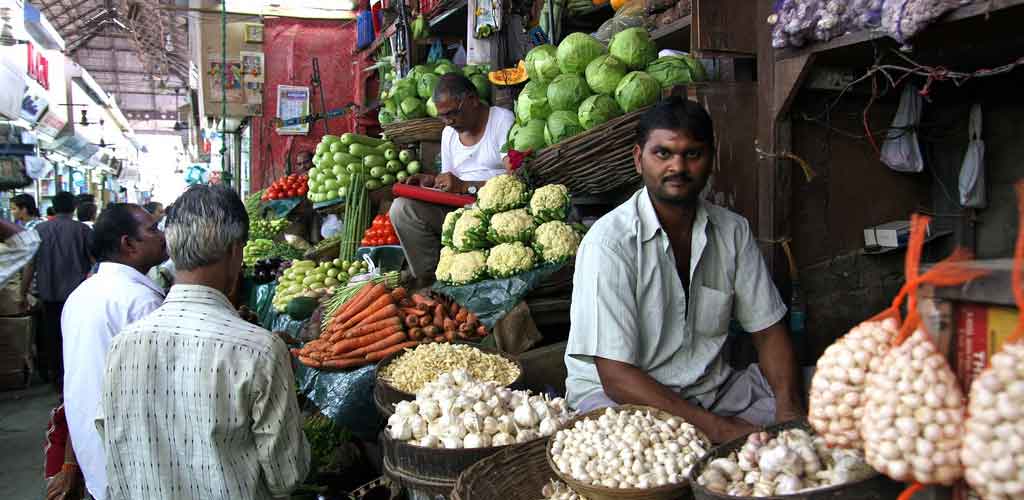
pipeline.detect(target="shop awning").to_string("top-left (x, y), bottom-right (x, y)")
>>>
top-left (43, 131), bottom-right (99, 163)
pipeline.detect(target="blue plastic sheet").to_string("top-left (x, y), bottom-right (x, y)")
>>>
top-left (250, 281), bottom-right (307, 337)
top-left (431, 262), bottom-right (565, 327)
top-left (295, 363), bottom-right (381, 440)
top-left (263, 197), bottom-right (305, 218)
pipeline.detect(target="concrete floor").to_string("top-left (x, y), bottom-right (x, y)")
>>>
top-left (0, 381), bottom-right (58, 500)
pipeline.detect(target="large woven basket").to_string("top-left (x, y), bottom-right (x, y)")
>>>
top-left (451, 436), bottom-right (555, 500)
top-left (547, 404), bottom-right (711, 500)
top-left (381, 117), bottom-right (445, 144)
top-left (689, 421), bottom-right (894, 500)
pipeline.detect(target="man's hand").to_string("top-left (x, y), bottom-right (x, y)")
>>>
top-left (707, 415), bottom-right (759, 445)
top-left (46, 469), bottom-right (83, 500)
top-left (403, 173), bottom-right (436, 187)
top-left (433, 172), bottom-right (465, 193)
top-left (774, 397), bottom-right (805, 423)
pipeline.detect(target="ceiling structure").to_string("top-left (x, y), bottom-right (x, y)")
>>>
top-left (31, 0), bottom-right (191, 134)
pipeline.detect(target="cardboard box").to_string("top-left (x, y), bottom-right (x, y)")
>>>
top-left (864, 220), bottom-right (912, 248)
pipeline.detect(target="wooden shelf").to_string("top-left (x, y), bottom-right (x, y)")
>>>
top-left (861, 230), bottom-right (952, 256)
top-left (650, 15), bottom-right (692, 42)
top-left (776, 0), bottom-right (1024, 61)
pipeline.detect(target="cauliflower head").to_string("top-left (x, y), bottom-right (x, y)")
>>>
top-left (533, 221), bottom-right (582, 263)
top-left (487, 209), bottom-right (536, 244)
top-left (529, 184), bottom-right (570, 223)
top-left (434, 247), bottom-right (457, 282)
top-left (477, 174), bottom-right (529, 213)
top-left (486, 242), bottom-right (537, 278)
top-left (447, 250), bottom-right (489, 285)
top-left (452, 209), bottom-right (489, 251)
top-left (441, 208), bottom-right (466, 248)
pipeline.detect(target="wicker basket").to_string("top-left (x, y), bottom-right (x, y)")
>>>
top-left (381, 118), bottom-right (445, 144)
top-left (451, 437), bottom-right (557, 500)
top-left (689, 420), bottom-right (893, 500)
top-left (547, 404), bottom-right (711, 500)
top-left (373, 342), bottom-right (525, 416)
top-left (523, 108), bottom-right (647, 197)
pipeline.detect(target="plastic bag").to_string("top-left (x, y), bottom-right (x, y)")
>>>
top-left (880, 84), bottom-right (924, 173)
top-left (295, 363), bottom-right (380, 440)
top-left (321, 214), bottom-right (342, 239)
top-left (881, 0), bottom-right (959, 43)
top-left (958, 104), bottom-right (986, 208)
top-left (432, 262), bottom-right (565, 327)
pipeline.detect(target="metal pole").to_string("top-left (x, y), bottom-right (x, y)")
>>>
top-left (311, 58), bottom-right (329, 135)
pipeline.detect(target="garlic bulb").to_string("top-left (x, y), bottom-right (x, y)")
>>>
top-left (862, 328), bottom-right (964, 485)
top-left (492, 432), bottom-right (514, 446)
top-left (962, 342), bottom-right (1024, 498)
top-left (514, 399), bottom-right (540, 428)
top-left (808, 317), bottom-right (898, 448)
top-left (552, 407), bottom-right (707, 489)
top-left (464, 432), bottom-right (492, 448)
top-left (541, 479), bottom-right (588, 499)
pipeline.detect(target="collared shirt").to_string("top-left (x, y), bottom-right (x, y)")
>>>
top-left (0, 229), bottom-right (39, 288)
top-left (62, 262), bottom-right (166, 500)
top-left (33, 215), bottom-right (93, 302)
top-left (97, 284), bottom-right (310, 500)
top-left (565, 188), bottom-right (787, 409)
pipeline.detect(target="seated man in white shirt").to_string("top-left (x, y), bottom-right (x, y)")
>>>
top-left (61, 203), bottom-right (168, 499)
top-left (564, 97), bottom-right (804, 444)
top-left (390, 73), bottom-right (515, 288)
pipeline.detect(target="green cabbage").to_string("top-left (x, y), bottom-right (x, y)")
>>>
top-left (585, 55), bottom-right (627, 96)
top-left (546, 74), bottom-right (591, 112)
top-left (425, 97), bottom-right (438, 118)
top-left (434, 63), bottom-right (458, 75)
top-left (578, 94), bottom-right (622, 130)
top-left (608, 27), bottom-right (658, 70)
top-left (615, 71), bottom-right (660, 113)
top-left (398, 97), bottom-right (427, 120)
top-left (391, 79), bottom-right (418, 104)
top-left (684, 55), bottom-right (708, 81)
top-left (545, 111), bottom-right (584, 145)
top-left (470, 74), bottom-right (491, 102)
top-left (516, 81), bottom-right (551, 122)
top-left (645, 56), bottom-right (693, 88)
top-left (511, 120), bottom-right (548, 152)
top-left (384, 99), bottom-right (397, 113)
top-left (556, 33), bottom-right (606, 75)
top-left (525, 44), bottom-right (561, 83)
top-left (378, 109), bottom-right (396, 125)
top-left (417, 72), bottom-right (441, 99)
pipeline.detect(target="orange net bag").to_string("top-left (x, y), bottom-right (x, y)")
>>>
top-left (961, 181), bottom-right (1024, 499)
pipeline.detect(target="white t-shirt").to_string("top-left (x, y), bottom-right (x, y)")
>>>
top-left (441, 106), bottom-right (515, 182)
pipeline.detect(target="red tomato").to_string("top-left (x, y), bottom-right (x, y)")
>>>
top-left (386, 235), bottom-right (399, 245)
top-left (298, 185), bottom-right (308, 195)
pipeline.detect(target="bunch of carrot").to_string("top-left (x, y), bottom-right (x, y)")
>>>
top-left (401, 292), bottom-right (488, 343)
top-left (291, 283), bottom-right (418, 371)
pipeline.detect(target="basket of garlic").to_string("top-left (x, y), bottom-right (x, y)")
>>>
top-left (451, 436), bottom-right (572, 500)
top-left (382, 369), bottom-right (574, 497)
top-left (547, 405), bottom-right (710, 500)
top-left (375, 342), bottom-right (524, 417)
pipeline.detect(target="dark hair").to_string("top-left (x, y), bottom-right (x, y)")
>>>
top-left (77, 202), bottom-right (97, 222)
top-left (433, 73), bottom-right (478, 102)
top-left (12, 193), bottom-right (39, 217)
top-left (143, 201), bottom-right (163, 214)
top-left (52, 191), bottom-right (77, 214)
top-left (635, 97), bottom-right (715, 148)
top-left (46, 207), bottom-right (55, 216)
top-left (90, 204), bottom-right (144, 262)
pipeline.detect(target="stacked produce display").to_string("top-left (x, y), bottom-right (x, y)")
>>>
top-left (308, 133), bottom-right (424, 202)
top-left (262, 173), bottom-right (309, 201)
top-left (378, 60), bottom-right (492, 124)
top-left (273, 258), bottom-right (369, 313)
top-left (243, 238), bottom-right (304, 267)
top-left (361, 214), bottom-right (399, 247)
top-left (436, 176), bottom-right (582, 285)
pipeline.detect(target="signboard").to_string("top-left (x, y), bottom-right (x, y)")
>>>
top-left (0, 59), bottom-right (25, 120)
top-left (20, 85), bottom-right (48, 124)
top-left (35, 108), bottom-right (66, 138)
top-left (275, 85), bottom-right (309, 135)
top-left (26, 43), bottom-right (49, 89)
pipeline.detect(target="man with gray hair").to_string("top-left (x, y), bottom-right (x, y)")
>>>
top-left (96, 184), bottom-right (310, 499)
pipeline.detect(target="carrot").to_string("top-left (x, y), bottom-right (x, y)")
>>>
top-left (476, 325), bottom-right (487, 337)
top-left (443, 318), bottom-right (457, 331)
top-left (423, 325), bottom-right (440, 338)
top-left (348, 304), bottom-right (400, 333)
top-left (330, 282), bottom-right (374, 322)
top-left (466, 312), bottom-right (479, 324)
top-left (444, 329), bottom-right (455, 342)
top-left (299, 355), bottom-right (322, 368)
top-left (433, 304), bottom-right (446, 328)
top-left (290, 348), bottom-right (302, 357)
top-left (321, 357), bottom-right (372, 370)
top-left (455, 308), bottom-right (469, 322)
top-left (349, 330), bottom-right (406, 357)
top-left (401, 307), bottom-right (426, 317)
top-left (408, 327), bottom-right (423, 341)
top-left (333, 283), bottom-right (386, 327)
top-left (456, 329), bottom-right (469, 340)
top-left (344, 315), bottom-right (402, 339)
top-left (366, 341), bottom-right (420, 361)
top-left (458, 323), bottom-right (472, 334)
top-left (330, 327), bottom-right (401, 354)
top-left (418, 315), bottom-right (431, 327)
top-left (339, 293), bottom-right (395, 331)
top-left (391, 287), bottom-right (408, 302)
top-left (405, 315), bottom-right (420, 328)
top-left (411, 294), bottom-right (437, 307)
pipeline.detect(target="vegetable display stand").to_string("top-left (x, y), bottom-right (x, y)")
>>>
top-left (381, 117), bottom-right (445, 144)
top-left (451, 437), bottom-right (556, 500)
top-left (355, 245), bottom-right (406, 272)
top-left (313, 197), bottom-right (345, 210)
top-left (689, 421), bottom-right (894, 500)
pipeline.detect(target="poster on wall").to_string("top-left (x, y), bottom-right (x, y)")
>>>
top-left (276, 85), bottom-right (310, 135)
top-left (240, 51), bottom-right (264, 82)
top-left (207, 54), bottom-right (243, 103)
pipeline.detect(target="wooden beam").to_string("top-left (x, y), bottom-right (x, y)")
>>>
top-left (772, 53), bottom-right (815, 124)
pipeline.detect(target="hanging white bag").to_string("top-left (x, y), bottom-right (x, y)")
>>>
top-left (880, 84), bottom-right (924, 173)
top-left (958, 104), bottom-right (986, 208)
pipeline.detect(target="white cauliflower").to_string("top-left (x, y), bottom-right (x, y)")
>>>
top-left (477, 174), bottom-right (529, 213)
top-left (486, 242), bottom-right (537, 278)
top-left (441, 208), bottom-right (466, 248)
top-left (447, 250), bottom-right (489, 285)
top-left (533, 221), bottom-right (582, 263)
top-left (529, 184), bottom-right (570, 223)
top-left (452, 209), bottom-right (489, 251)
top-left (487, 209), bottom-right (536, 244)
top-left (434, 247), bottom-right (456, 282)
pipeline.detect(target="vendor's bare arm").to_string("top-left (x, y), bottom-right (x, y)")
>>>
top-left (594, 357), bottom-right (757, 443)
top-left (752, 321), bottom-right (805, 422)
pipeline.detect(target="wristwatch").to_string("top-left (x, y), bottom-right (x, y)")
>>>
top-left (466, 185), bottom-right (478, 195)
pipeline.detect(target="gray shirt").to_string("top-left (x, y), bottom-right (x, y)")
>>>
top-left (565, 188), bottom-right (787, 409)
top-left (33, 214), bottom-right (93, 302)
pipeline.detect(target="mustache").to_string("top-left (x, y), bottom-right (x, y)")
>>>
top-left (661, 173), bottom-right (695, 184)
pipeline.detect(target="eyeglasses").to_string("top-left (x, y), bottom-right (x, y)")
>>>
top-left (437, 99), bottom-right (465, 122)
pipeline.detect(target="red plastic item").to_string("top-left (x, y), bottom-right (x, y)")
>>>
top-left (392, 183), bottom-right (476, 207)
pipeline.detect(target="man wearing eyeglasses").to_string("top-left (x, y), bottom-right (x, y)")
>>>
top-left (391, 73), bottom-right (515, 288)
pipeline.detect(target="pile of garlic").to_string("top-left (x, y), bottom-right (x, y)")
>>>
top-left (386, 369), bottom-right (572, 449)
top-left (962, 342), bottom-right (1024, 498)
top-left (550, 407), bottom-right (708, 489)
top-left (861, 328), bottom-right (964, 485)
top-left (808, 317), bottom-right (898, 448)
top-left (696, 428), bottom-right (874, 497)
top-left (539, 480), bottom-right (588, 500)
